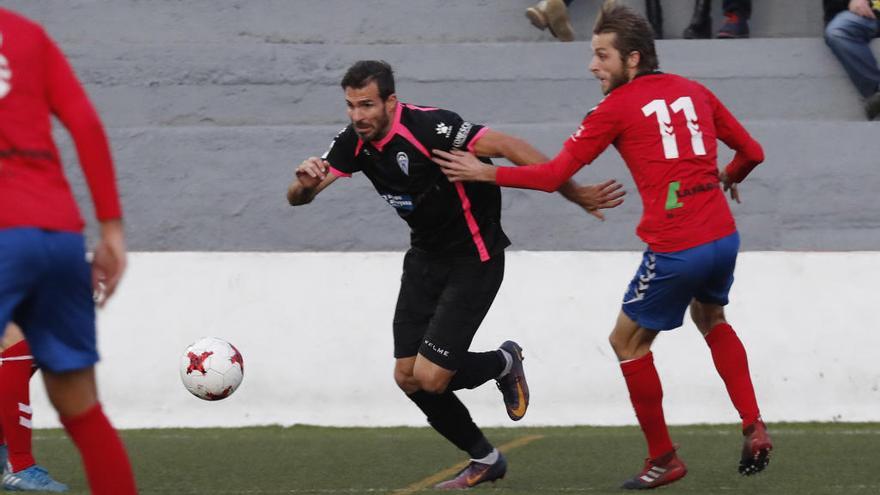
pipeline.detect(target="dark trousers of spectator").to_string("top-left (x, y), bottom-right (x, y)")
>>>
top-left (825, 11), bottom-right (880, 98)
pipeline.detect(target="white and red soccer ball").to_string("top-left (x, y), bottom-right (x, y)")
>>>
top-left (180, 337), bottom-right (244, 401)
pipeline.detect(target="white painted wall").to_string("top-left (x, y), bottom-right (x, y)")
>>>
top-left (23, 251), bottom-right (880, 429)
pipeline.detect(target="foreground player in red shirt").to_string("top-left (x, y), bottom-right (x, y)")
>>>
top-left (0, 8), bottom-right (137, 494)
top-left (434, 3), bottom-right (771, 489)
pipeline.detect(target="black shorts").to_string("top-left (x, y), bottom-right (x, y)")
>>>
top-left (393, 249), bottom-right (504, 371)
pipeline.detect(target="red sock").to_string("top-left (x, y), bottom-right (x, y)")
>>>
top-left (620, 352), bottom-right (674, 459)
top-left (60, 403), bottom-right (137, 495)
top-left (705, 323), bottom-right (760, 428)
top-left (0, 341), bottom-right (36, 473)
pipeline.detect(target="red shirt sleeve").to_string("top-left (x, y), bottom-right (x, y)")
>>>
top-left (495, 147), bottom-right (584, 192)
top-left (45, 33), bottom-right (122, 221)
top-left (494, 97), bottom-right (620, 192)
top-left (708, 88), bottom-right (764, 183)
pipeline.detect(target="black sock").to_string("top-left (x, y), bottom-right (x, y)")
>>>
top-left (407, 390), bottom-right (494, 458)
top-left (447, 350), bottom-right (506, 391)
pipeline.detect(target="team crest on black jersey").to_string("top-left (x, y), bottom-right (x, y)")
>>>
top-left (396, 152), bottom-right (410, 175)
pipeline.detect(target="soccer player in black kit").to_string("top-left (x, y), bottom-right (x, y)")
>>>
top-left (287, 60), bottom-right (623, 489)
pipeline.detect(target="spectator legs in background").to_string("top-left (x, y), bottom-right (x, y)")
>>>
top-left (825, 11), bottom-right (880, 120)
top-left (683, 0), bottom-right (712, 39)
top-left (526, 0), bottom-right (575, 42)
top-left (866, 92), bottom-right (880, 120)
top-left (645, 0), bottom-right (663, 39)
top-left (717, 0), bottom-right (750, 38)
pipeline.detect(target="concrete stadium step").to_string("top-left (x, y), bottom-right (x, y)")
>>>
top-left (61, 120), bottom-right (880, 252)
top-left (6, 0), bottom-right (825, 44)
top-left (63, 39), bottom-right (868, 127)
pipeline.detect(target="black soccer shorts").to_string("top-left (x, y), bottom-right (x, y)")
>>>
top-left (392, 248), bottom-right (504, 371)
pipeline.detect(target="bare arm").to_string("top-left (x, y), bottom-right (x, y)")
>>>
top-left (439, 129), bottom-right (624, 220)
top-left (287, 157), bottom-right (339, 206)
top-left (471, 129), bottom-right (547, 165)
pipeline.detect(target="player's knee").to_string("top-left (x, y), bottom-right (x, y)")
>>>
top-left (42, 367), bottom-right (99, 417)
top-left (394, 368), bottom-right (419, 394)
top-left (608, 332), bottom-right (653, 361)
top-left (608, 333), bottom-right (619, 350)
top-left (413, 371), bottom-right (449, 395)
top-left (824, 25), bottom-right (844, 48)
top-left (608, 333), bottom-right (630, 360)
top-left (420, 381), bottom-right (447, 394)
top-left (690, 302), bottom-right (726, 335)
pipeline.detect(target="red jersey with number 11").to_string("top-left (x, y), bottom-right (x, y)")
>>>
top-left (496, 73), bottom-right (763, 252)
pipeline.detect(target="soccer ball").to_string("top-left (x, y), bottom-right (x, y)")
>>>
top-left (180, 337), bottom-right (244, 401)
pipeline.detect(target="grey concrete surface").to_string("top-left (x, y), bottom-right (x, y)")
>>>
top-left (62, 121), bottom-right (880, 252)
top-left (62, 39), bottom-right (874, 126)
top-left (5, 0), bottom-right (826, 43)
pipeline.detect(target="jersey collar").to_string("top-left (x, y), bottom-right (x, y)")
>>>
top-left (369, 102), bottom-right (404, 153)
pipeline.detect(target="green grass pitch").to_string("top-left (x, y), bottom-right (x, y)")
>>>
top-left (33, 423), bottom-right (879, 494)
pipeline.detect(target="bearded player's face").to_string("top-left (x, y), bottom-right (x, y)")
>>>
top-left (589, 33), bottom-right (631, 95)
top-left (345, 82), bottom-right (397, 142)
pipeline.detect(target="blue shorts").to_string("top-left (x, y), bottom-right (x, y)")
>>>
top-left (0, 228), bottom-right (99, 372)
top-left (621, 231), bottom-right (739, 331)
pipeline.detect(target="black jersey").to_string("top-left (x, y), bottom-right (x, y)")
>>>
top-left (324, 103), bottom-right (510, 261)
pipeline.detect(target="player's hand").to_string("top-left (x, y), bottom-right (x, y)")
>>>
top-left (849, 0), bottom-right (876, 19)
top-left (719, 171), bottom-right (741, 204)
top-left (92, 219), bottom-right (127, 307)
top-left (295, 157), bottom-right (329, 190)
top-left (432, 149), bottom-right (497, 183)
top-left (564, 179), bottom-right (626, 221)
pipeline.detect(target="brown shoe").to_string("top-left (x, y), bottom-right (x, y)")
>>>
top-left (525, 0), bottom-right (575, 42)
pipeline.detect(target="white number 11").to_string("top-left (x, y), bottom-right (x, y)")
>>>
top-left (641, 97), bottom-right (706, 159)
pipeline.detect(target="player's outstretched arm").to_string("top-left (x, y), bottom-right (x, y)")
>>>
top-left (433, 149), bottom-right (497, 183)
top-left (433, 129), bottom-right (624, 219)
top-left (287, 157), bottom-right (338, 206)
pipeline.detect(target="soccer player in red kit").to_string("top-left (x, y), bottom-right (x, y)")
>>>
top-left (0, 8), bottom-right (137, 494)
top-left (434, 3), bottom-right (771, 489)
